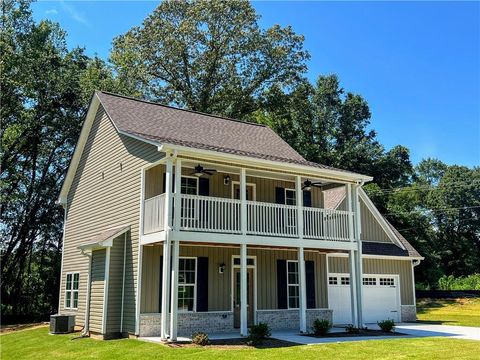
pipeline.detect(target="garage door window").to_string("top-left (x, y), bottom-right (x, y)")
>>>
top-left (379, 278), bottom-right (394, 286)
top-left (340, 277), bottom-right (350, 285)
top-left (363, 277), bottom-right (377, 286)
top-left (328, 277), bottom-right (338, 285)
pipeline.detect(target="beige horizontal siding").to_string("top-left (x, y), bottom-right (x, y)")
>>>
top-left (327, 256), bottom-right (414, 305)
top-left (141, 245), bottom-right (328, 313)
top-left (61, 105), bottom-right (163, 333)
top-left (89, 249), bottom-right (106, 333)
top-left (106, 235), bottom-right (126, 333)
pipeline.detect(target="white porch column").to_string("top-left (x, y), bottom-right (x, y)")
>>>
top-left (353, 185), bottom-right (364, 327)
top-left (240, 168), bottom-right (247, 235)
top-left (295, 176), bottom-right (307, 332)
top-left (347, 184), bottom-right (355, 242)
top-left (240, 243), bottom-right (248, 336)
top-left (169, 240), bottom-right (179, 341)
top-left (174, 159), bottom-right (182, 230)
top-left (160, 157), bottom-right (173, 340)
top-left (348, 250), bottom-right (358, 327)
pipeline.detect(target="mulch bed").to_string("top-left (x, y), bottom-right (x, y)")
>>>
top-left (304, 329), bottom-right (406, 338)
top-left (167, 338), bottom-right (298, 349)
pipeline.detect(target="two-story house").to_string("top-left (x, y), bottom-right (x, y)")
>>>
top-left (57, 91), bottom-right (423, 340)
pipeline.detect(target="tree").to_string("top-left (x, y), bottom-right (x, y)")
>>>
top-left (110, 0), bottom-right (309, 119)
top-left (0, 0), bottom-right (124, 317)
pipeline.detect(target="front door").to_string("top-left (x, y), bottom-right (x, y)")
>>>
top-left (233, 183), bottom-right (255, 201)
top-left (233, 268), bottom-right (254, 328)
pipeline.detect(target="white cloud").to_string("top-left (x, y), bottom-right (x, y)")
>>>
top-left (45, 9), bottom-right (59, 16)
top-left (60, 1), bottom-right (91, 27)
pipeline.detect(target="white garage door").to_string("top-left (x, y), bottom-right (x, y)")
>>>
top-left (328, 274), bottom-right (400, 325)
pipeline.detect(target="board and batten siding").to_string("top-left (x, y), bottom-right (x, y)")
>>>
top-left (144, 165), bottom-right (324, 206)
top-left (141, 245), bottom-right (328, 313)
top-left (61, 105), bottom-right (163, 334)
top-left (89, 249), bottom-right (106, 333)
top-left (327, 256), bottom-right (414, 305)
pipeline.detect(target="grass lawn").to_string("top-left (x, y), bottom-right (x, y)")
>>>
top-left (1, 326), bottom-right (479, 360)
top-left (417, 298), bottom-right (480, 327)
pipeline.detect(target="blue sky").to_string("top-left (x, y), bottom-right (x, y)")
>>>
top-left (32, 1), bottom-right (479, 167)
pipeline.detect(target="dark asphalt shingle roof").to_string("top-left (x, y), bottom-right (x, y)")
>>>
top-left (95, 91), bottom-right (363, 175)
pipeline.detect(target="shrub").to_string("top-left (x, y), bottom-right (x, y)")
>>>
top-left (377, 319), bottom-right (395, 332)
top-left (345, 324), bottom-right (361, 334)
top-left (438, 274), bottom-right (480, 290)
top-left (192, 332), bottom-right (209, 346)
top-left (312, 319), bottom-right (332, 336)
top-left (247, 323), bottom-right (271, 344)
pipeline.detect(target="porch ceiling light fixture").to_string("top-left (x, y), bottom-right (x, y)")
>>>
top-left (302, 179), bottom-right (322, 191)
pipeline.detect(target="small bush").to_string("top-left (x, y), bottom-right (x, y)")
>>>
top-left (312, 319), bottom-right (332, 336)
top-left (377, 319), bottom-right (395, 333)
top-left (247, 323), bottom-right (271, 344)
top-left (345, 324), bottom-right (361, 334)
top-left (192, 332), bottom-right (209, 346)
top-left (438, 274), bottom-right (480, 290)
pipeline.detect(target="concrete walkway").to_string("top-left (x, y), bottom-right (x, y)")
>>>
top-left (139, 323), bottom-right (480, 345)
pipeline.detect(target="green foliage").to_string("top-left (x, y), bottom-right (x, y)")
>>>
top-left (437, 274), bottom-right (480, 290)
top-left (377, 320), bottom-right (395, 332)
top-left (345, 324), bottom-right (361, 334)
top-left (311, 319), bottom-right (332, 336)
top-left (247, 322), bottom-right (271, 344)
top-left (191, 332), bottom-right (210, 346)
top-left (110, 0), bottom-right (309, 119)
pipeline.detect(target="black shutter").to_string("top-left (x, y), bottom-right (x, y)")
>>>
top-left (199, 177), bottom-right (209, 196)
top-left (305, 260), bottom-right (316, 309)
top-left (275, 187), bottom-right (285, 204)
top-left (196, 257), bottom-right (208, 312)
top-left (162, 173), bottom-right (175, 193)
top-left (159, 256), bottom-right (163, 312)
top-left (303, 191), bottom-right (312, 207)
top-left (277, 259), bottom-right (288, 309)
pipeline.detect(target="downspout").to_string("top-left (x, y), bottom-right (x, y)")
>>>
top-left (80, 250), bottom-right (92, 337)
top-left (411, 259), bottom-right (421, 311)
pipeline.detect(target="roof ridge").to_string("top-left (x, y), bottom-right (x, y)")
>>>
top-left (96, 90), bottom-right (267, 128)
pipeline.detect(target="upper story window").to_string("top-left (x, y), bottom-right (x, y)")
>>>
top-left (65, 272), bottom-right (79, 309)
top-left (181, 176), bottom-right (198, 195)
top-left (287, 260), bottom-right (299, 309)
top-left (285, 189), bottom-right (296, 206)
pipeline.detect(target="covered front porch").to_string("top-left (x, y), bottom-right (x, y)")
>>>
top-left (138, 243), bottom-right (363, 340)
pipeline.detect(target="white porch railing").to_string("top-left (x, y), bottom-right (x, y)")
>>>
top-left (143, 194), bottom-right (353, 241)
top-left (179, 194), bottom-right (242, 233)
top-left (303, 207), bottom-right (351, 241)
top-left (143, 193), bottom-right (166, 235)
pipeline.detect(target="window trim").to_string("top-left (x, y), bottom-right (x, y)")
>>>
top-left (286, 260), bottom-right (300, 309)
top-left (64, 272), bottom-right (80, 310)
top-left (177, 256), bottom-right (197, 313)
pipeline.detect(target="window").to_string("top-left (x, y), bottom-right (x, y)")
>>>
top-left (379, 277), bottom-right (395, 286)
top-left (178, 258), bottom-right (196, 311)
top-left (181, 176), bottom-right (198, 195)
top-left (363, 277), bottom-right (377, 286)
top-left (328, 276), bottom-right (338, 285)
top-left (65, 272), bottom-right (79, 309)
top-left (233, 257), bottom-right (255, 266)
top-left (340, 276), bottom-right (350, 285)
top-left (287, 261), bottom-right (299, 309)
top-left (285, 189), bottom-right (296, 206)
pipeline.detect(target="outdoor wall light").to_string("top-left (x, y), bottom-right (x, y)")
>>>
top-left (218, 263), bottom-right (226, 274)
top-left (224, 175), bottom-right (231, 185)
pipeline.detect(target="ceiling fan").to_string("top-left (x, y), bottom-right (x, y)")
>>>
top-left (302, 179), bottom-right (323, 191)
top-left (192, 164), bottom-right (217, 177)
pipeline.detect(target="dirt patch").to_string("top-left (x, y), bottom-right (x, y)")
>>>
top-left (168, 337), bottom-right (298, 349)
top-left (0, 322), bottom-right (49, 334)
top-left (304, 329), bottom-right (406, 338)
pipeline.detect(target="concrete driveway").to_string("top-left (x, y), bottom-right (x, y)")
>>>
top-left (271, 323), bottom-right (480, 345)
